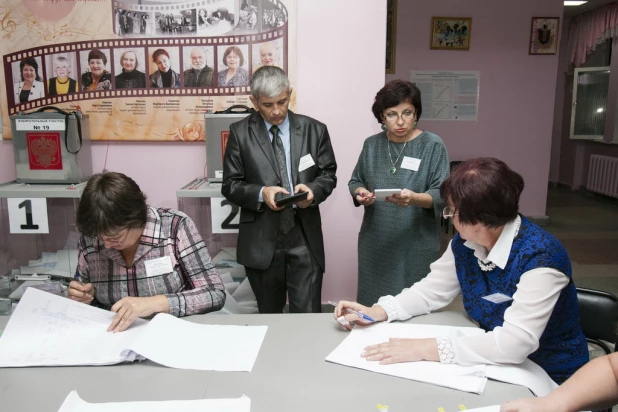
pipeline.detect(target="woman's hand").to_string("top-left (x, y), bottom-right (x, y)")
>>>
top-left (500, 398), bottom-right (558, 412)
top-left (67, 281), bottom-right (95, 304)
top-left (108, 295), bottom-right (169, 333)
top-left (386, 189), bottom-right (417, 207)
top-left (362, 338), bottom-right (439, 364)
top-left (333, 300), bottom-right (387, 330)
top-left (354, 187), bottom-right (376, 207)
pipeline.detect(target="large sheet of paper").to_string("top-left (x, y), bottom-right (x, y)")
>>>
top-left (58, 391), bottom-right (250, 412)
top-left (0, 288), bottom-right (267, 371)
top-left (326, 322), bottom-right (558, 396)
top-left (326, 323), bottom-right (489, 394)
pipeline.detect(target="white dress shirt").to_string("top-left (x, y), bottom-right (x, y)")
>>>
top-left (377, 216), bottom-right (570, 366)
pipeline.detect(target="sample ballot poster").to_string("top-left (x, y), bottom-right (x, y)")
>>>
top-left (0, 0), bottom-right (296, 141)
top-left (411, 71), bottom-right (480, 121)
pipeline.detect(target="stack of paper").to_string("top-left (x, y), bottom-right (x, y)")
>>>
top-left (218, 271), bottom-right (258, 314)
top-left (57, 391), bottom-right (250, 412)
top-left (326, 322), bottom-right (558, 396)
top-left (212, 248), bottom-right (245, 281)
top-left (0, 288), bottom-right (267, 371)
top-left (19, 249), bottom-right (79, 278)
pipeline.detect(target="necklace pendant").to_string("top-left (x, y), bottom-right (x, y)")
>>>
top-left (389, 166), bottom-right (396, 174)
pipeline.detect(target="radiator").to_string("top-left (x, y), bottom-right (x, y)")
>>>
top-left (588, 155), bottom-right (618, 198)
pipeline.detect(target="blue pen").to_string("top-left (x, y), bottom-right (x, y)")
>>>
top-left (328, 301), bottom-right (375, 322)
top-left (74, 271), bottom-right (83, 284)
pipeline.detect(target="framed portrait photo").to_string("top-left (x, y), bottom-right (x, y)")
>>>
top-left (386, 0), bottom-right (397, 74)
top-left (529, 17), bottom-right (560, 55)
top-left (430, 17), bottom-right (472, 51)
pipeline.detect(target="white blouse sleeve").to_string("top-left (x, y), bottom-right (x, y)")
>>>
top-left (449, 268), bottom-right (570, 366)
top-left (376, 241), bottom-right (461, 322)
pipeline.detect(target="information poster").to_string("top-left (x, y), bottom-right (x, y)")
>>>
top-left (410, 71), bottom-right (479, 121)
top-left (0, 0), bottom-right (296, 141)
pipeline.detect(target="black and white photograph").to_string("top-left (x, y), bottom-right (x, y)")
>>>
top-left (235, 0), bottom-right (259, 33)
top-left (196, 0), bottom-right (236, 36)
top-left (116, 9), bottom-right (155, 37)
top-left (155, 10), bottom-right (196, 36)
top-left (262, 1), bottom-right (286, 30)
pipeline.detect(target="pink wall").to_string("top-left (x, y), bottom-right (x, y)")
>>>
top-left (0, 0), bottom-right (386, 302)
top-left (387, 0), bottom-right (564, 217)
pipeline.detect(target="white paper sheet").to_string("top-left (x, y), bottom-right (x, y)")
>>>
top-left (0, 288), bottom-right (267, 371)
top-left (486, 360), bottom-right (558, 397)
top-left (57, 390), bottom-right (251, 412)
top-left (464, 407), bottom-right (500, 412)
top-left (0, 288), bottom-right (146, 367)
top-left (326, 323), bottom-right (489, 394)
top-left (131, 313), bottom-right (267, 371)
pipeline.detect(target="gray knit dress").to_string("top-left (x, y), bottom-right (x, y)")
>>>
top-left (348, 131), bottom-right (449, 305)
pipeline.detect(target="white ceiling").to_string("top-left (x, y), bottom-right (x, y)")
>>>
top-left (563, 0), bottom-right (617, 18)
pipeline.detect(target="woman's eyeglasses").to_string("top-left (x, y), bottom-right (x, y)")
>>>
top-left (442, 206), bottom-right (459, 219)
top-left (384, 110), bottom-right (415, 123)
top-left (98, 228), bottom-right (130, 246)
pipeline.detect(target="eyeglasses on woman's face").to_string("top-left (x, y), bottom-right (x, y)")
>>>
top-left (442, 206), bottom-right (459, 219)
top-left (98, 228), bottom-right (130, 246)
top-left (383, 109), bottom-right (415, 124)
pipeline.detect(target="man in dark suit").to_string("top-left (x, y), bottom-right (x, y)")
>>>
top-left (222, 66), bottom-right (337, 313)
top-left (183, 47), bottom-right (213, 87)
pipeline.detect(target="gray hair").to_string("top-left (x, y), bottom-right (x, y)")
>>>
top-left (251, 66), bottom-right (289, 99)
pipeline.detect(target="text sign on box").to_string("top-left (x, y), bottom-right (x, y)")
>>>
top-left (210, 197), bottom-right (240, 234)
top-left (15, 119), bottom-right (66, 131)
top-left (7, 198), bottom-right (50, 234)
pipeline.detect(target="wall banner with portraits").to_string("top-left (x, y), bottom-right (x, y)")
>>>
top-left (0, 0), bottom-right (296, 141)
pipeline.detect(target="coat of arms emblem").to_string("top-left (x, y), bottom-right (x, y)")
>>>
top-left (26, 133), bottom-right (63, 170)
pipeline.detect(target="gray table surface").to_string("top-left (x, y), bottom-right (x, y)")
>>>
top-left (0, 312), bottom-right (532, 411)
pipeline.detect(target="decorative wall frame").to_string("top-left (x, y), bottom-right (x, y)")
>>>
top-left (529, 17), bottom-right (560, 55)
top-left (386, 0), bottom-right (397, 73)
top-left (430, 17), bottom-right (472, 51)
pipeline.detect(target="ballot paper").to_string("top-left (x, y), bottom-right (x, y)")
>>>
top-left (0, 288), bottom-right (267, 371)
top-left (57, 390), bottom-right (251, 412)
top-left (20, 249), bottom-right (79, 278)
top-left (326, 322), bottom-right (558, 396)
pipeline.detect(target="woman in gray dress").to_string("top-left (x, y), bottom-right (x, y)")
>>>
top-left (349, 80), bottom-right (449, 305)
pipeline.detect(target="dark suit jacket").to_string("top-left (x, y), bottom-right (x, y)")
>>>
top-left (222, 111), bottom-right (337, 271)
top-left (183, 66), bottom-right (214, 87)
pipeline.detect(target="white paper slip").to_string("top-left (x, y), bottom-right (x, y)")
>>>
top-left (374, 189), bottom-right (401, 201)
top-left (298, 153), bottom-right (316, 172)
top-left (0, 288), bottom-right (267, 371)
top-left (325, 323), bottom-right (488, 394)
top-left (57, 390), bottom-right (251, 412)
top-left (463, 407), bottom-right (500, 412)
top-left (400, 156), bottom-right (421, 171)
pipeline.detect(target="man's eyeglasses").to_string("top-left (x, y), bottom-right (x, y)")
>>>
top-left (442, 206), bottom-right (459, 219)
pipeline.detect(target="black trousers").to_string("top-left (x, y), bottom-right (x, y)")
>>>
top-left (245, 214), bottom-right (323, 314)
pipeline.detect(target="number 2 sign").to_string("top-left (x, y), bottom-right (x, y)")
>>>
top-left (210, 197), bottom-right (240, 234)
top-left (7, 198), bottom-right (50, 234)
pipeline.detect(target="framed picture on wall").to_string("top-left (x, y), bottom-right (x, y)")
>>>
top-left (430, 17), bottom-right (472, 51)
top-left (529, 17), bottom-right (560, 55)
top-left (386, 0), bottom-right (397, 73)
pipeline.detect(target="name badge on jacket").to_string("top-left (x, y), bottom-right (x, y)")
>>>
top-left (481, 293), bottom-right (513, 304)
top-left (299, 154), bottom-right (316, 172)
top-left (401, 156), bottom-right (421, 171)
top-left (144, 256), bottom-right (174, 277)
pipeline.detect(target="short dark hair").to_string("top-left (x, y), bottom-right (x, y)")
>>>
top-left (371, 80), bottom-right (422, 124)
top-left (440, 157), bottom-right (525, 228)
top-left (76, 172), bottom-right (148, 237)
top-left (152, 48), bottom-right (170, 63)
top-left (19, 57), bottom-right (42, 82)
top-left (222, 46), bottom-right (244, 67)
top-left (88, 49), bottom-right (108, 66)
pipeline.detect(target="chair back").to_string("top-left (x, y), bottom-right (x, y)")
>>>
top-left (576, 287), bottom-right (618, 354)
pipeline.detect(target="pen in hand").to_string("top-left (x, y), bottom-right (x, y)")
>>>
top-left (328, 301), bottom-right (375, 322)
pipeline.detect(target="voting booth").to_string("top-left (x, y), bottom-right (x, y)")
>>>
top-left (9, 108), bottom-right (93, 184)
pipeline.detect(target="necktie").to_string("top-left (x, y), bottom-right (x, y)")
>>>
top-left (270, 125), bottom-right (295, 235)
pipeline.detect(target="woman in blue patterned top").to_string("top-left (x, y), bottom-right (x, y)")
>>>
top-left (335, 157), bottom-right (588, 384)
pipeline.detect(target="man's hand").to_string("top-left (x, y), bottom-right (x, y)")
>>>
top-left (294, 184), bottom-right (314, 208)
top-left (262, 186), bottom-right (289, 211)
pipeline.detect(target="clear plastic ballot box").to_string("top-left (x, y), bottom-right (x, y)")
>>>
top-left (0, 181), bottom-right (85, 302)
